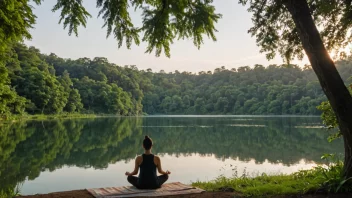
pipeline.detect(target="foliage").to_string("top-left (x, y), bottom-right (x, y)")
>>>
top-left (4, 0), bottom-right (350, 60)
top-left (45, 0), bottom-right (221, 57)
top-left (0, 184), bottom-right (21, 198)
top-left (2, 43), bottom-right (352, 117)
top-left (0, 64), bottom-right (26, 118)
top-left (316, 154), bottom-right (352, 193)
top-left (0, 0), bottom-right (40, 55)
top-left (317, 101), bottom-right (341, 142)
top-left (1, 0), bottom-right (352, 118)
top-left (238, 0), bottom-right (352, 62)
top-left (317, 82), bottom-right (352, 142)
top-left (2, 44), bottom-right (141, 116)
top-left (60, 71), bottom-right (83, 112)
top-left (9, 44), bottom-right (68, 114)
top-left (3, 0), bottom-right (348, 62)
top-left (52, 0), bottom-right (91, 37)
top-left (193, 155), bottom-right (351, 196)
top-left (142, 63), bottom-right (352, 115)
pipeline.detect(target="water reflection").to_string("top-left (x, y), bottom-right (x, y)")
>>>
top-left (21, 155), bottom-right (319, 195)
top-left (0, 116), bottom-right (343, 194)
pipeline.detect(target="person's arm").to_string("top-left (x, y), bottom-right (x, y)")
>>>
top-left (155, 156), bottom-right (171, 175)
top-left (125, 156), bottom-right (141, 176)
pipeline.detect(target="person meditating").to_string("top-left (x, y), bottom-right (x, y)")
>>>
top-left (125, 135), bottom-right (171, 189)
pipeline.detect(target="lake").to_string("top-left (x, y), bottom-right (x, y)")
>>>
top-left (0, 116), bottom-right (343, 195)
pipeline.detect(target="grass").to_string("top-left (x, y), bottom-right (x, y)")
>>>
top-left (192, 156), bottom-right (352, 197)
top-left (0, 112), bottom-right (150, 123)
top-left (0, 113), bottom-right (97, 123)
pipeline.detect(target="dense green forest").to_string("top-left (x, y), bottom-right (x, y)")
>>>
top-left (2, 43), bottom-right (352, 116)
top-left (0, 117), bottom-right (342, 193)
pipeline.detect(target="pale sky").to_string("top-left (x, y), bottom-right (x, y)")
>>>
top-left (25, 1), bottom-right (310, 73)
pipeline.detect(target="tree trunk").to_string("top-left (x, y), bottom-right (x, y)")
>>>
top-left (283, 0), bottom-right (352, 178)
top-left (41, 105), bottom-right (46, 114)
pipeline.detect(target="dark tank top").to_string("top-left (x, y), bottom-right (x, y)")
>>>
top-left (138, 154), bottom-right (159, 189)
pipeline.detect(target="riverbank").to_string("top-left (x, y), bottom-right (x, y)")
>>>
top-left (15, 189), bottom-right (352, 198)
top-left (0, 113), bottom-right (99, 123)
top-left (0, 112), bottom-right (154, 123)
top-left (0, 114), bottom-right (323, 124)
top-left (13, 160), bottom-right (352, 198)
top-left (15, 163), bottom-right (352, 198)
top-left (192, 160), bottom-right (352, 197)
top-left (16, 190), bottom-right (237, 198)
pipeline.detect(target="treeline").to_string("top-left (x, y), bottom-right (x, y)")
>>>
top-left (2, 43), bottom-right (147, 116)
top-left (1, 43), bottom-right (352, 116)
top-left (143, 62), bottom-right (352, 115)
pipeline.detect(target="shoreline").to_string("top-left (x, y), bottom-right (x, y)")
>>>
top-left (0, 114), bottom-right (321, 123)
top-left (0, 114), bottom-right (98, 123)
top-left (16, 190), bottom-right (237, 198)
top-left (16, 189), bottom-right (352, 198)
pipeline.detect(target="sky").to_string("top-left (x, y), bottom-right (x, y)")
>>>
top-left (25, 1), bottom-right (310, 73)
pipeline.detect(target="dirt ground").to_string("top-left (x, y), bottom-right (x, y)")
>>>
top-left (16, 190), bottom-right (352, 198)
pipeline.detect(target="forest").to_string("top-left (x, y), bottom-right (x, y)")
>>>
top-left (2, 43), bottom-right (352, 116)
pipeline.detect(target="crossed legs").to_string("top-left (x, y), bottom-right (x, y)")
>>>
top-left (127, 174), bottom-right (169, 189)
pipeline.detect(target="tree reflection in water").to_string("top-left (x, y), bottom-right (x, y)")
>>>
top-left (0, 116), bottom-right (342, 194)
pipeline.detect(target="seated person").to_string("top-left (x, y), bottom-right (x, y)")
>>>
top-left (125, 135), bottom-right (171, 189)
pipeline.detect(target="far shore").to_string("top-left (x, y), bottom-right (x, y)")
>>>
top-left (0, 113), bottom-right (98, 123)
top-left (0, 113), bottom-right (321, 123)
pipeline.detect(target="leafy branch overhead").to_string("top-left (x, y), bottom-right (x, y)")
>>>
top-left (239, 0), bottom-right (352, 62)
top-left (50, 0), bottom-right (352, 60)
top-left (2, 0), bottom-right (352, 59)
top-left (52, 0), bottom-right (92, 37)
top-left (0, 0), bottom-right (41, 56)
top-left (51, 0), bottom-right (221, 57)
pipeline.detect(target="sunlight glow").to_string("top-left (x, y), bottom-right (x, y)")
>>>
top-left (329, 44), bottom-right (352, 60)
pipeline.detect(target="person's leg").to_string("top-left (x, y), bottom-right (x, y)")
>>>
top-left (157, 174), bottom-right (169, 186)
top-left (127, 176), bottom-right (139, 188)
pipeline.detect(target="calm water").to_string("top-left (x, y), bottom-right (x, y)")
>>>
top-left (0, 116), bottom-right (343, 195)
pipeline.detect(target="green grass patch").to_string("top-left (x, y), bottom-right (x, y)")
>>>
top-left (193, 173), bottom-right (320, 197)
top-left (0, 113), bottom-right (97, 123)
top-left (192, 158), bottom-right (352, 197)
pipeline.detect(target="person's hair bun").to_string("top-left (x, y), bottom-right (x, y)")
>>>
top-left (143, 135), bottom-right (153, 150)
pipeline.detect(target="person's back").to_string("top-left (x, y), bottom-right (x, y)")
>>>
top-left (138, 154), bottom-right (158, 189)
top-left (125, 136), bottom-right (171, 189)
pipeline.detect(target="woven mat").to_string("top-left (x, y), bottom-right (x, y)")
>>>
top-left (87, 182), bottom-right (205, 198)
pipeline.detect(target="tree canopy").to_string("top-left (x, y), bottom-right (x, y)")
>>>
top-left (0, 0), bottom-right (221, 58)
top-left (2, 43), bottom-right (352, 117)
top-left (238, 0), bottom-right (352, 61)
top-left (3, 1), bottom-right (350, 61)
